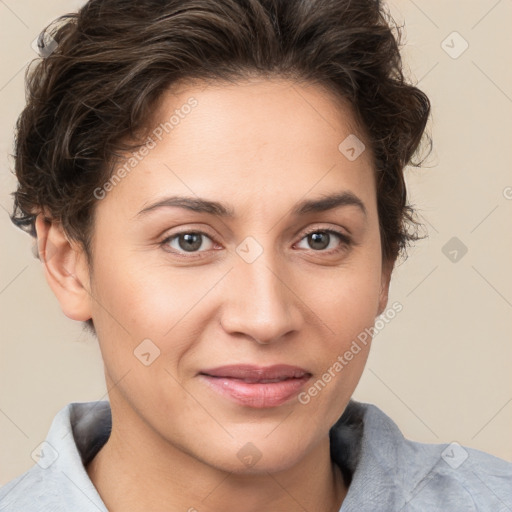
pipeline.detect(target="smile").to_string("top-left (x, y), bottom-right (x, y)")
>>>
top-left (198, 364), bottom-right (312, 408)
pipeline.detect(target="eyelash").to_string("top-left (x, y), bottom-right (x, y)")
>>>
top-left (159, 227), bottom-right (352, 259)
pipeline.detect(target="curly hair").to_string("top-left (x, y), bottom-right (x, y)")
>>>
top-left (10, 0), bottom-right (430, 333)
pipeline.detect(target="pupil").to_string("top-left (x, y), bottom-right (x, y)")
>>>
top-left (309, 232), bottom-right (329, 250)
top-left (179, 233), bottom-right (202, 251)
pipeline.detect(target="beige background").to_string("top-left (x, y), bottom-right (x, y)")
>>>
top-left (1, 0), bottom-right (511, 485)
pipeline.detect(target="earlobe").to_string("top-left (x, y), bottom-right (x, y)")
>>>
top-left (34, 214), bottom-right (93, 322)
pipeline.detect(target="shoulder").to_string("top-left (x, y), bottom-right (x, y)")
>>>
top-left (335, 400), bottom-right (512, 511)
top-left (0, 401), bottom-right (110, 512)
top-left (398, 433), bottom-right (512, 511)
top-left (0, 466), bottom-right (54, 512)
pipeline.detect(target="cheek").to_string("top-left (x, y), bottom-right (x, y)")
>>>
top-left (89, 220), bottom-right (383, 370)
top-left (321, 283), bottom-right (377, 379)
top-left (91, 248), bottom-right (196, 331)
top-left (303, 245), bottom-right (382, 408)
top-left (320, 252), bottom-right (383, 339)
top-left (296, 270), bottom-right (379, 425)
top-left (88, 249), bottom-right (219, 376)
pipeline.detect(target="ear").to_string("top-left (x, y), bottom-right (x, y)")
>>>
top-left (34, 213), bottom-right (93, 322)
top-left (377, 258), bottom-right (393, 317)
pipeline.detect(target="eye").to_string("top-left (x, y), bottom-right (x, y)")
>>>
top-left (161, 231), bottom-right (216, 255)
top-left (160, 227), bottom-right (352, 259)
top-left (295, 228), bottom-right (351, 254)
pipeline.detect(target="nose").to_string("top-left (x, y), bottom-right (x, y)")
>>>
top-left (219, 252), bottom-right (304, 345)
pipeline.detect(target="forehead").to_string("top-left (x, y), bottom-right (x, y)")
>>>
top-left (99, 77), bottom-right (376, 219)
top-left (151, 76), bottom-right (365, 150)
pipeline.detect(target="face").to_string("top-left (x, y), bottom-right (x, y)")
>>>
top-left (58, 78), bottom-right (391, 473)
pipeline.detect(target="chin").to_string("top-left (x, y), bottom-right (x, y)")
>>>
top-left (215, 454), bottom-right (304, 476)
top-left (197, 435), bottom-right (312, 476)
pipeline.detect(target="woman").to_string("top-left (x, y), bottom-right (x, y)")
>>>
top-left (1, 0), bottom-right (510, 510)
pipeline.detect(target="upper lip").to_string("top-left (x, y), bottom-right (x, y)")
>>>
top-left (199, 364), bottom-right (311, 381)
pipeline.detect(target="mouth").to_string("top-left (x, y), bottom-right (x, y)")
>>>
top-left (198, 364), bottom-right (312, 408)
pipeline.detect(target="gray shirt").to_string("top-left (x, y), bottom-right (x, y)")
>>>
top-left (1, 399), bottom-right (510, 511)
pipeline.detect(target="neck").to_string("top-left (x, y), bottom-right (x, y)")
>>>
top-left (86, 404), bottom-right (347, 512)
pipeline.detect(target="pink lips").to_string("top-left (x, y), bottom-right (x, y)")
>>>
top-left (199, 364), bottom-right (311, 408)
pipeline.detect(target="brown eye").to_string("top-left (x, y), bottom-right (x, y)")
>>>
top-left (161, 231), bottom-right (215, 254)
top-left (296, 229), bottom-right (351, 254)
top-left (307, 232), bottom-right (330, 250)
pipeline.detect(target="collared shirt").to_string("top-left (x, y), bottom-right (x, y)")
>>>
top-left (1, 399), bottom-right (511, 511)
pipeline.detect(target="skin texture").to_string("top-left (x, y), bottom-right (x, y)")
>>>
top-left (35, 78), bottom-right (392, 512)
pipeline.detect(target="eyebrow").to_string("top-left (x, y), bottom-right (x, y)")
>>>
top-left (135, 191), bottom-right (367, 219)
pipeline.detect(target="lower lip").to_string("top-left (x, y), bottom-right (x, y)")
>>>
top-left (199, 374), bottom-right (310, 408)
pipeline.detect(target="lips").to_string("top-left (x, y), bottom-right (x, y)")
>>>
top-left (201, 364), bottom-right (309, 381)
top-left (199, 364), bottom-right (312, 408)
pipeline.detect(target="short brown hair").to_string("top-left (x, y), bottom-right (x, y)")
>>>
top-left (10, 0), bottom-right (430, 332)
